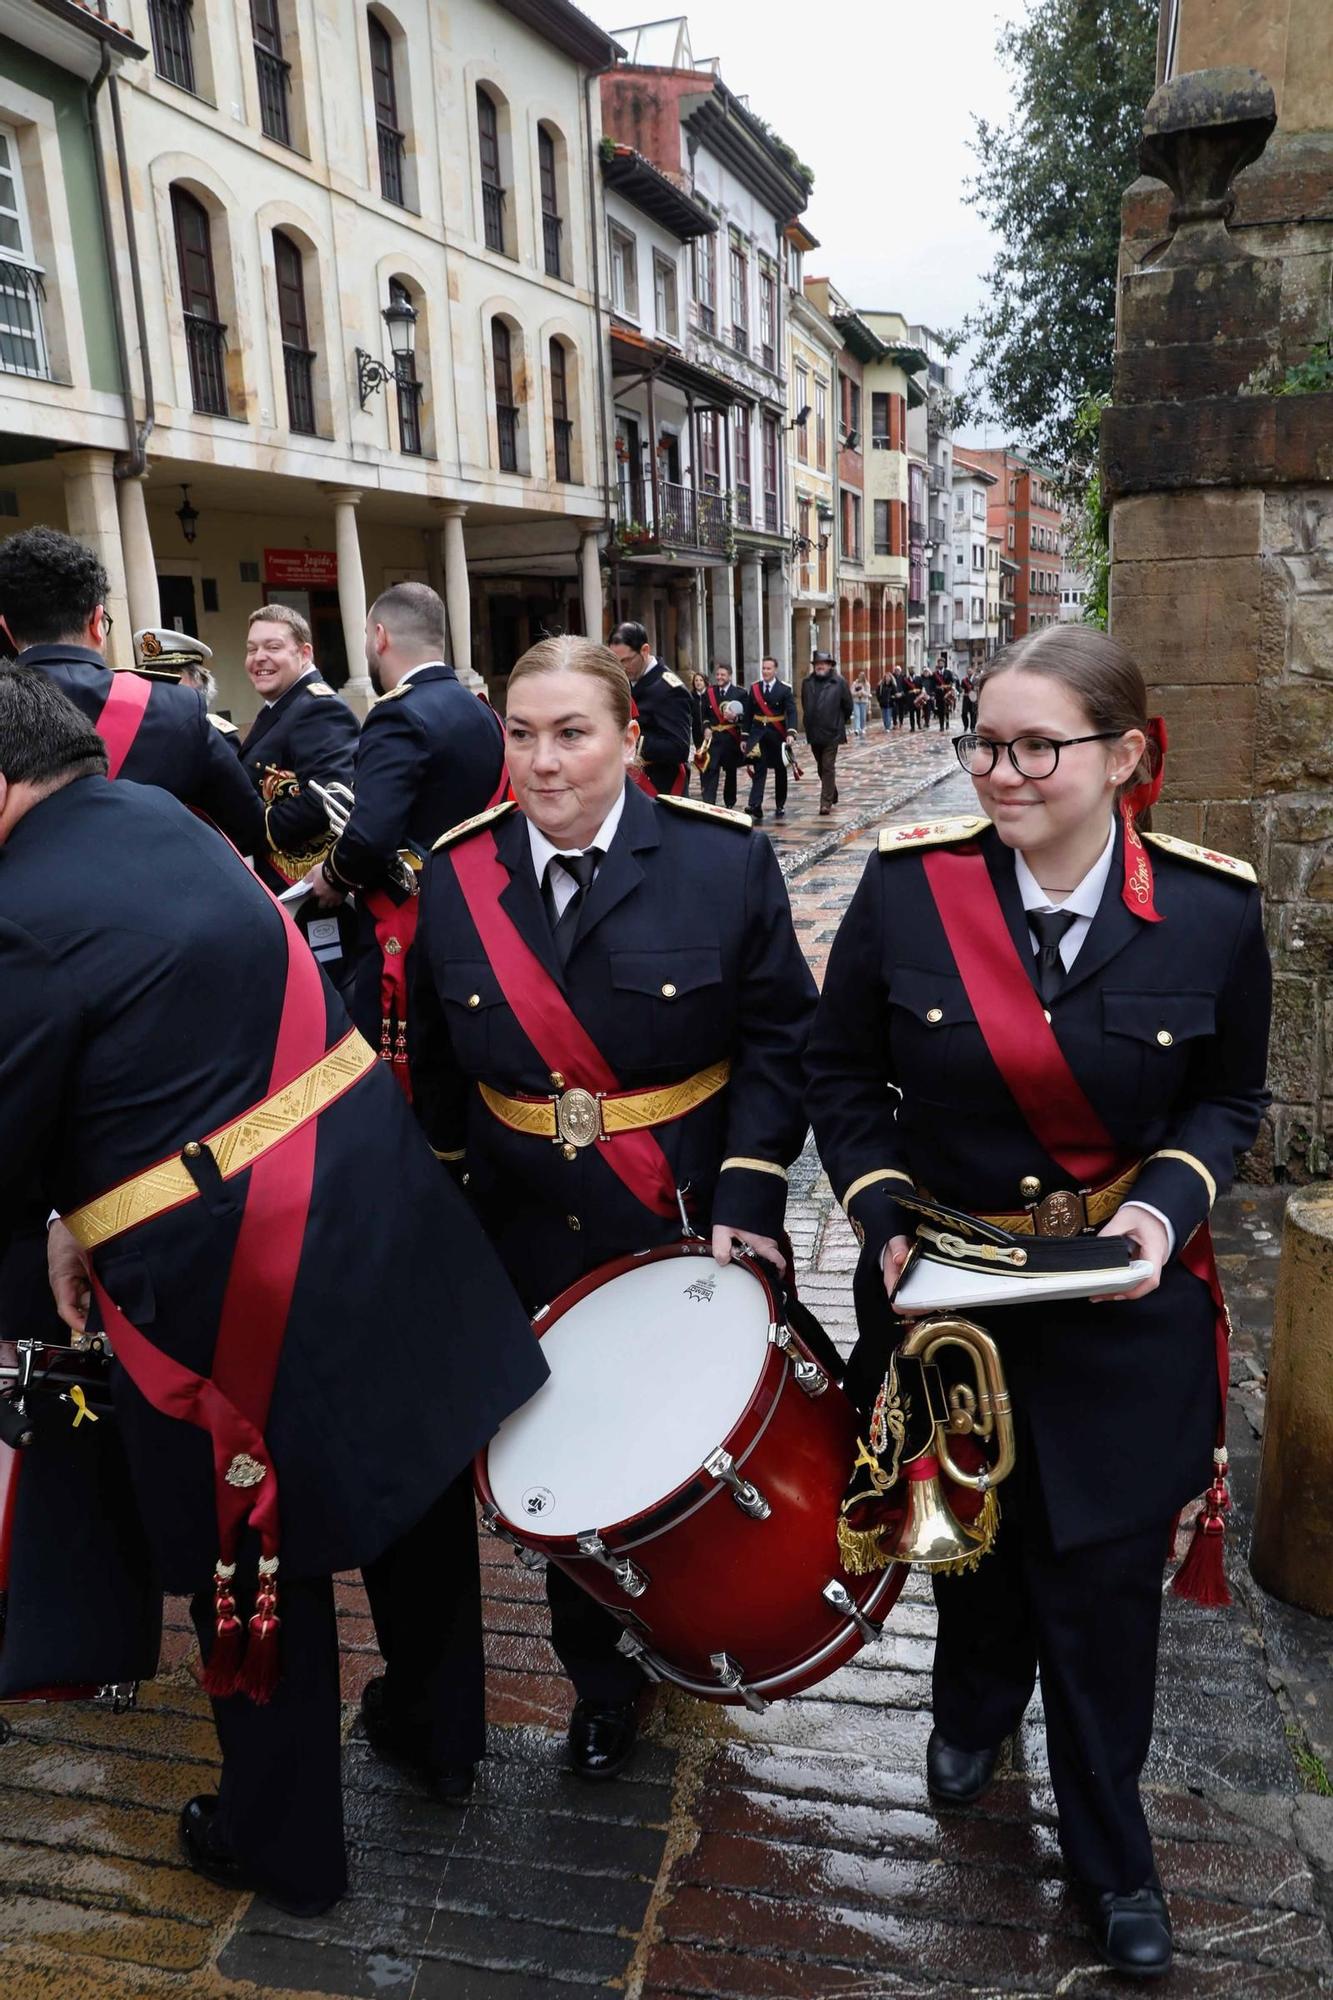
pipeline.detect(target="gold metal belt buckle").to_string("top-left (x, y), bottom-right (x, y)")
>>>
top-left (553, 1086), bottom-right (604, 1148)
top-left (1029, 1189), bottom-right (1087, 1237)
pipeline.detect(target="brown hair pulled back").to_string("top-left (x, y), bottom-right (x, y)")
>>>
top-left (977, 624), bottom-right (1153, 794)
top-left (506, 634), bottom-right (633, 731)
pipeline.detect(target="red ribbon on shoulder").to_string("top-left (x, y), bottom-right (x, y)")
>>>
top-left (93, 673), bottom-right (152, 778)
top-left (1118, 716), bottom-right (1167, 922)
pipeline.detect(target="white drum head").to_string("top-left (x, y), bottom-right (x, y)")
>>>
top-left (487, 1252), bottom-right (774, 1538)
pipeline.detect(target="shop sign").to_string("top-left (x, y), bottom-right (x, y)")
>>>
top-left (264, 548), bottom-right (339, 588)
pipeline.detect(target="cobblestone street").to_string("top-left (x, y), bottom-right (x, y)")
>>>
top-left (2, 726), bottom-right (1330, 2000)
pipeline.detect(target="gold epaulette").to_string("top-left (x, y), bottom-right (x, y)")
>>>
top-left (657, 793), bottom-right (753, 831)
top-left (432, 799), bottom-right (517, 851)
top-left (373, 683), bottom-right (409, 703)
top-left (878, 814), bottom-right (990, 855)
top-left (121, 665), bottom-right (177, 684)
top-left (662, 669), bottom-right (687, 690)
top-left (207, 713), bottom-right (240, 737)
top-left (1143, 829), bottom-right (1257, 884)
top-left (305, 681), bottom-right (336, 698)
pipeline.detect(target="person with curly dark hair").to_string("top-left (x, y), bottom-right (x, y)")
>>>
top-left (0, 525), bottom-right (261, 852)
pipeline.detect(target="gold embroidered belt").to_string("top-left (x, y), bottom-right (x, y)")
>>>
top-left (479, 1059), bottom-right (731, 1151)
top-left (974, 1162), bottom-right (1142, 1238)
top-left (63, 1030), bottom-right (377, 1252)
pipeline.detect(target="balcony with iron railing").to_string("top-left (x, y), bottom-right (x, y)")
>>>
top-left (282, 344), bottom-right (316, 434)
top-left (730, 323), bottom-right (748, 357)
top-left (542, 213), bottom-right (562, 280)
top-left (254, 43), bottom-right (292, 146)
top-left (692, 301), bottom-right (715, 334)
top-left (377, 122), bottom-right (406, 206)
top-left (552, 416), bottom-right (572, 483)
top-left (184, 312), bottom-right (228, 415)
top-left (396, 371), bottom-right (423, 455)
top-left (0, 261), bottom-right (49, 378)
top-left (617, 477), bottom-right (728, 555)
top-left (763, 489), bottom-right (779, 533)
top-left (733, 481), bottom-right (751, 527)
top-left (495, 402), bottom-right (518, 472)
top-left (149, 0), bottom-right (195, 90)
top-left (482, 181), bottom-right (506, 254)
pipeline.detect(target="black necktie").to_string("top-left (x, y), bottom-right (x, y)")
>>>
top-left (1029, 909), bottom-right (1077, 1005)
top-left (544, 850), bottom-right (599, 967)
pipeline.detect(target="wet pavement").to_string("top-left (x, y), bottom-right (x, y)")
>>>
top-left (3, 722), bottom-right (1331, 1999)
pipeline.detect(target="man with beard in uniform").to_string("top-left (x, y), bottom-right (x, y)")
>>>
top-left (0, 526), bottom-right (262, 851)
top-left (606, 620), bottom-right (692, 796)
top-left (699, 660), bottom-right (745, 809)
top-left (237, 604), bottom-right (359, 893)
top-left (0, 671), bottom-right (545, 1915)
top-left (305, 582), bottom-right (505, 1080)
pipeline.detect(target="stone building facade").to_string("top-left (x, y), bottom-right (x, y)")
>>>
top-left (1104, 7), bottom-right (1333, 1178)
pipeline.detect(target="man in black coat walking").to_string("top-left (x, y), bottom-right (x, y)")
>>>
top-left (800, 651), bottom-right (854, 816)
top-left (0, 672), bottom-right (544, 1916)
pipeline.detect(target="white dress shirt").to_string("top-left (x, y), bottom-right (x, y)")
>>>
top-left (526, 790), bottom-right (627, 919)
top-left (1014, 817), bottom-right (1173, 1256)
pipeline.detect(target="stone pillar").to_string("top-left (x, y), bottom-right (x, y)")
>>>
top-left (793, 604), bottom-right (814, 683)
top-left (709, 565), bottom-right (736, 674)
top-left (437, 502), bottom-right (482, 690)
top-left (1250, 1187), bottom-right (1333, 1614)
top-left (815, 606), bottom-right (834, 654)
top-left (739, 555), bottom-right (763, 677)
top-left (116, 473), bottom-right (159, 636)
top-left (765, 563), bottom-right (791, 676)
top-left (60, 448), bottom-right (130, 666)
top-left (578, 528), bottom-right (603, 644)
top-left (1105, 63), bottom-right (1333, 1177)
top-left (671, 581), bottom-right (695, 678)
top-left (323, 486), bottom-right (372, 712)
top-left (693, 571), bottom-right (708, 675)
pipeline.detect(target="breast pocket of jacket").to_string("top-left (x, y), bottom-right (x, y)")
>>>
top-left (608, 947), bottom-right (724, 1065)
top-left (1102, 991), bottom-right (1217, 1116)
top-left (435, 960), bottom-right (510, 1073)
top-left (886, 966), bottom-right (981, 1106)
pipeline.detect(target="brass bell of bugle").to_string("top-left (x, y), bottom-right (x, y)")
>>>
top-left (885, 1315), bottom-right (1015, 1575)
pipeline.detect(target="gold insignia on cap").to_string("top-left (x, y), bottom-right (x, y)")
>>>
top-left (140, 630), bottom-right (163, 658)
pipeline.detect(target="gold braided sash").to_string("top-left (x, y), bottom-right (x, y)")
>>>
top-left (64, 1029), bottom-right (377, 1252)
top-left (479, 1058), bottom-right (731, 1148)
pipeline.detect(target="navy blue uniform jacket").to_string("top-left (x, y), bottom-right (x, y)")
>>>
top-left (0, 778), bottom-right (546, 1590)
top-left (15, 644), bottom-right (264, 855)
top-left (806, 817), bottom-right (1271, 1551)
top-left (631, 660), bottom-right (692, 793)
top-left (746, 677), bottom-right (798, 760)
top-left (410, 784), bottom-right (816, 1313)
top-left (239, 671), bottom-right (360, 892)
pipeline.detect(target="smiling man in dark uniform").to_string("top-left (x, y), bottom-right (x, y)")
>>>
top-left (0, 670), bottom-right (545, 1915)
top-left (0, 526), bottom-right (263, 853)
top-left (606, 619), bottom-right (692, 796)
top-left (238, 603), bottom-right (359, 892)
top-left (744, 655), bottom-right (798, 823)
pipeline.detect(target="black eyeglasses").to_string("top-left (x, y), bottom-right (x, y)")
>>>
top-left (101, 608), bottom-right (114, 636)
top-left (954, 731), bottom-right (1124, 780)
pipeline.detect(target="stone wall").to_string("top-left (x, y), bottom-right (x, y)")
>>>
top-left (1105, 66), bottom-right (1333, 1180)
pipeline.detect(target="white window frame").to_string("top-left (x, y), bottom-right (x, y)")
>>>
top-left (652, 249), bottom-right (678, 342)
top-left (0, 123), bottom-right (49, 378)
top-left (609, 223), bottom-right (638, 320)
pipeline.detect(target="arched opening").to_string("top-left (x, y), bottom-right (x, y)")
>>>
top-left (537, 121), bottom-right (571, 282)
top-left (170, 183), bottom-right (238, 416)
top-left (548, 335), bottom-right (578, 483)
top-left (389, 274), bottom-right (431, 455)
top-left (368, 7), bottom-right (416, 210)
top-left (476, 85), bottom-right (513, 257)
top-left (490, 314), bottom-right (525, 473)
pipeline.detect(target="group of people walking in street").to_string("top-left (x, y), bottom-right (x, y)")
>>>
top-left (0, 522), bottom-right (1273, 1982)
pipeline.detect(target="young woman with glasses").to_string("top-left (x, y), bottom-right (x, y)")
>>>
top-left (806, 624), bottom-right (1271, 1977)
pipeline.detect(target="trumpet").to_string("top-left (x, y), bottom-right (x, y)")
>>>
top-left (888, 1316), bottom-right (1015, 1573)
top-left (309, 780), bottom-right (418, 896)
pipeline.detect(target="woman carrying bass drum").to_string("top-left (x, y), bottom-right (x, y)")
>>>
top-left (806, 624), bottom-right (1271, 1978)
top-left (410, 634), bottom-right (816, 1781)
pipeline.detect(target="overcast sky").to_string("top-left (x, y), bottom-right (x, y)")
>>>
top-left (589, 0), bottom-right (1031, 434)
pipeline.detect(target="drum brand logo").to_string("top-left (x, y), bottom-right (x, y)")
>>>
top-left (522, 1486), bottom-right (555, 1517)
top-left (684, 1276), bottom-right (716, 1304)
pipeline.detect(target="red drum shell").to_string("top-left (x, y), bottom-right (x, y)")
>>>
top-left (477, 1241), bottom-right (908, 1704)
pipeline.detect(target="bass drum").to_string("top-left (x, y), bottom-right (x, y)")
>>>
top-left (477, 1241), bottom-right (906, 1709)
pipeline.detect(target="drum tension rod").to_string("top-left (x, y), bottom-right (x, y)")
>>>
top-left (615, 1628), bottom-right (663, 1682)
top-left (704, 1447), bottom-right (771, 1520)
top-left (480, 1501), bottom-right (547, 1572)
top-left (773, 1325), bottom-right (829, 1398)
top-left (576, 1530), bottom-right (649, 1598)
top-left (710, 1652), bottom-right (769, 1714)
top-left (823, 1578), bottom-right (882, 1645)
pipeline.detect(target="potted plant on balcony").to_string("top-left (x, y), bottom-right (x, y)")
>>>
top-left (617, 520), bottom-right (654, 550)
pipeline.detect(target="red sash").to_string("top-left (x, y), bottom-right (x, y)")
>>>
top-left (751, 687), bottom-right (788, 736)
top-left (627, 695), bottom-right (685, 798)
top-left (448, 830), bottom-right (681, 1218)
top-left (920, 838), bottom-right (1233, 1603)
top-left (86, 898), bottom-right (330, 1696)
top-left (94, 673), bottom-right (152, 778)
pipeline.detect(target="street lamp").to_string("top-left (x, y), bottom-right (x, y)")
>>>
top-left (785, 403), bottom-right (811, 431)
top-left (175, 484), bottom-right (199, 544)
top-left (356, 296), bottom-right (419, 408)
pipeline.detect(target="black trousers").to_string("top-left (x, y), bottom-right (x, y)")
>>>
top-left (701, 744), bottom-right (740, 808)
top-left (191, 1471), bottom-right (483, 1909)
top-left (545, 1561), bottom-right (643, 1704)
top-left (747, 746), bottom-right (787, 814)
top-left (932, 1461), bottom-right (1169, 1896)
top-left (812, 741), bottom-right (839, 807)
top-left (906, 699), bottom-right (921, 731)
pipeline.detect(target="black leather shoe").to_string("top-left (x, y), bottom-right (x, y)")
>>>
top-left (1084, 1881), bottom-right (1173, 1978)
top-left (179, 1795), bottom-right (340, 1917)
top-left (568, 1698), bottom-right (638, 1780)
top-left (925, 1727), bottom-right (1000, 1806)
top-left (749, 807), bottom-right (764, 823)
top-left (774, 808), bottom-right (786, 819)
top-left (361, 1675), bottom-right (476, 1806)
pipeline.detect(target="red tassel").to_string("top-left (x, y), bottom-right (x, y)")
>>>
top-left (198, 1561), bottom-right (246, 1698)
top-left (1172, 1453), bottom-right (1232, 1608)
top-left (234, 1560), bottom-right (281, 1705)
